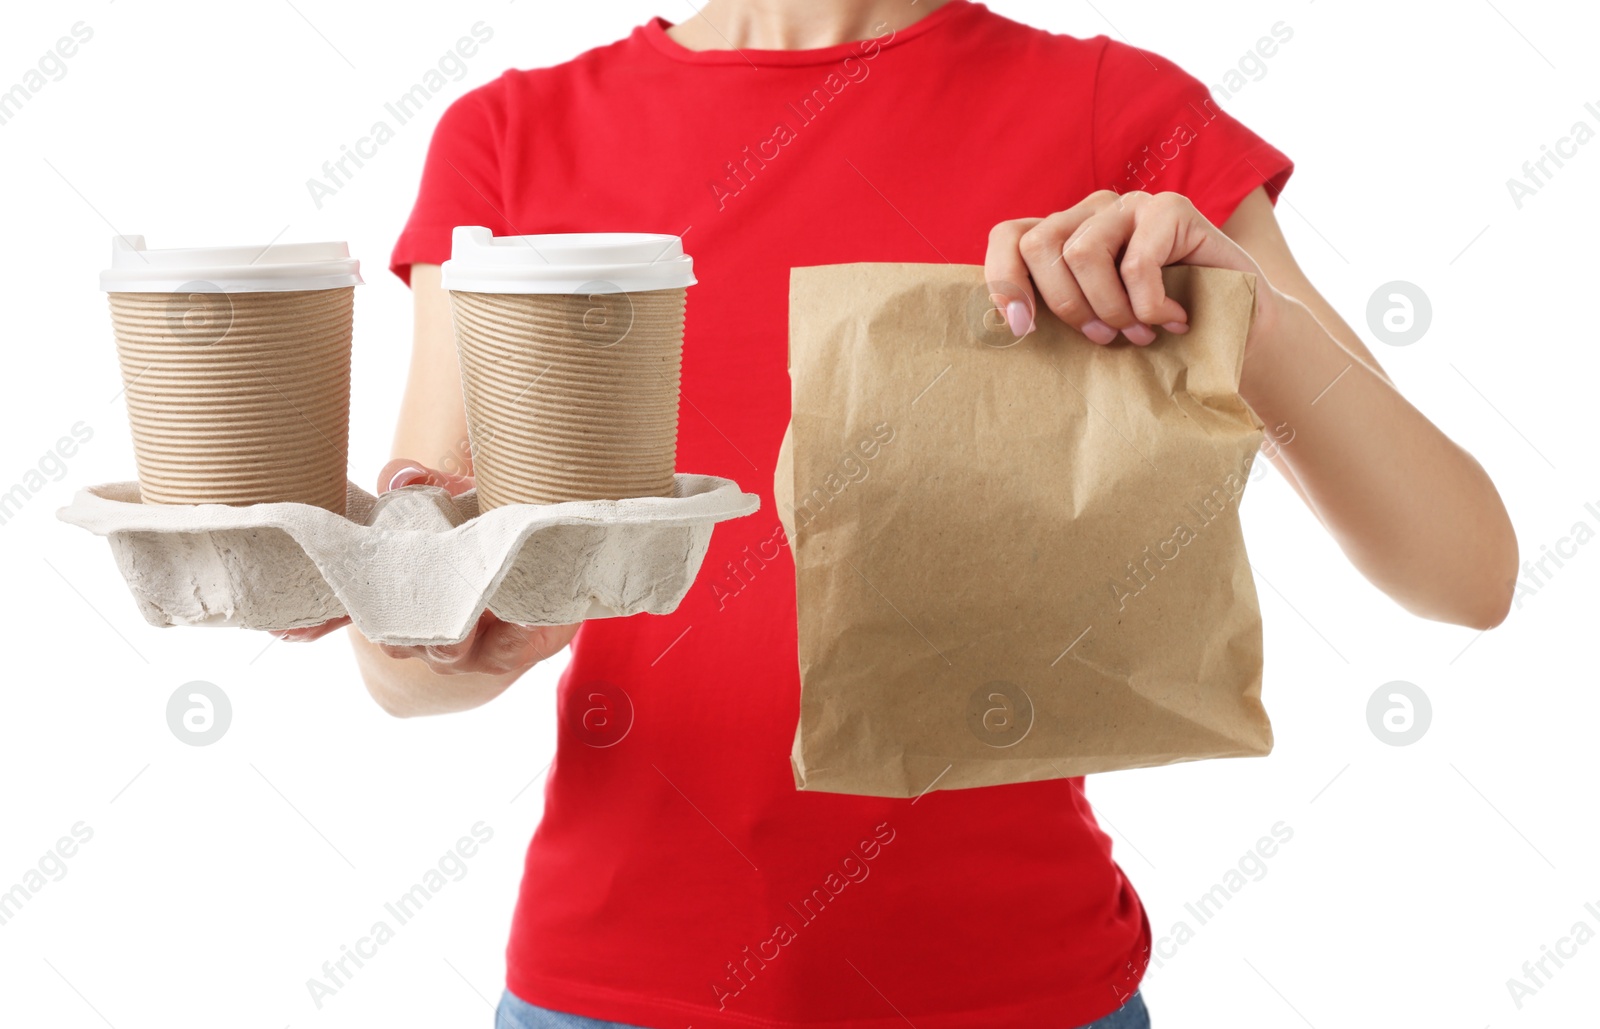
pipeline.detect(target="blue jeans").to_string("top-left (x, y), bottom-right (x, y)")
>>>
top-left (495, 988), bottom-right (1150, 1028)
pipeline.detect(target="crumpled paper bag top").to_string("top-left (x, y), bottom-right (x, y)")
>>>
top-left (779, 262), bottom-right (1269, 798)
top-left (58, 474), bottom-right (758, 646)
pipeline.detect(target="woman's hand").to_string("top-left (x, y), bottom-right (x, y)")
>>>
top-left (269, 458), bottom-right (470, 644)
top-left (375, 457), bottom-right (476, 496)
top-left (328, 456), bottom-right (583, 715)
top-left (271, 617), bottom-right (350, 643)
top-left (274, 458), bottom-right (581, 677)
top-left (984, 189), bottom-right (1279, 352)
top-left (376, 608), bottom-right (580, 677)
top-left (986, 185), bottom-right (1517, 629)
top-left (364, 458), bottom-right (580, 679)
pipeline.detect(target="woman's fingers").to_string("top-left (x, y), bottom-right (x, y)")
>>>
top-left (269, 462), bottom-right (475, 648)
top-left (378, 458), bottom-right (427, 492)
top-left (378, 457), bottom-right (475, 496)
top-left (472, 611), bottom-right (542, 675)
top-left (272, 615), bottom-right (352, 642)
top-left (984, 217), bottom-right (1042, 336)
top-left (470, 613), bottom-right (578, 675)
top-left (1018, 214), bottom-right (1106, 343)
top-left (985, 190), bottom-right (1237, 346)
top-left (375, 615), bottom-right (480, 672)
top-left (422, 635), bottom-right (478, 673)
top-left (1119, 195), bottom-right (1203, 335)
top-left (1057, 204), bottom-right (1147, 343)
top-left (989, 191), bottom-right (1125, 343)
top-left (376, 611), bottom-right (578, 676)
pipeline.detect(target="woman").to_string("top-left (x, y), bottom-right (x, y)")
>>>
top-left (308, 1), bottom-right (1517, 1026)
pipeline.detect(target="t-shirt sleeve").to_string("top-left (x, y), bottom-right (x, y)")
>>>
top-left (389, 74), bottom-right (513, 287)
top-left (1090, 38), bottom-right (1293, 228)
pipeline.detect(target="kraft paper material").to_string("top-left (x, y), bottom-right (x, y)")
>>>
top-left (108, 287), bottom-right (354, 513)
top-left (777, 263), bottom-right (1271, 798)
top-left (450, 287), bottom-right (685, 508)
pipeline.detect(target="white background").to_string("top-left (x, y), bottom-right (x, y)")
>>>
top-left (1, 1), bottom-right (1595, 1027)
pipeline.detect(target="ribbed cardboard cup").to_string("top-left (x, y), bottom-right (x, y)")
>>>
top-left (440, 227), bottom-right (695, 511)
top-left (449, 287), bottom-right (684, 509)
top-left (108, 288), bottom-right (354, 513)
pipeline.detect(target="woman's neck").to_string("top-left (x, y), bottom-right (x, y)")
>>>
top-left (666, 0), bottom-right (953, 51)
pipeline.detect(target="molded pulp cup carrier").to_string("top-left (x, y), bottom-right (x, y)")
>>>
top-left (440, 226), bottom-right (697, 509)
top-left (101, 235), bottom-right (362, 514)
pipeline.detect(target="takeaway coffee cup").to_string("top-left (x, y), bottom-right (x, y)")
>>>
top-left (100, 236), bottom-right (361, 514)
top-left (440, 226), bottom-right (695, 510)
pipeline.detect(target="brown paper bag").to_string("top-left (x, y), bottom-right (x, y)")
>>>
top-left (776, 263), bottom-right (1272, 798)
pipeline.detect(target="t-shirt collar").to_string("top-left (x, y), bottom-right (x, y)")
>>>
top-left (640, 0), bottom-right (978, 66)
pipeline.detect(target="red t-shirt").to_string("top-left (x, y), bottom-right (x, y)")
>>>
top-left (391, 3), bottom-right (1292, 1026)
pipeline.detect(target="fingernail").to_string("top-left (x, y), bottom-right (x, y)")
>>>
top-left (1122, 324), bottom-right (1157, 346)
top-left (1005, 299), bottom-right (1034, 337)
top-left (1162, 321), bottom-right (1189, 334)
top-left (1082, 319), bottom-right (1119, 345)
top-left (385, 465), bottom-right (430, 491)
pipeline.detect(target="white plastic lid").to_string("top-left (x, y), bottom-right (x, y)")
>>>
top-left (99, 235), bottom-right (363, 293)
top-left (440, 226), bottom-right (696, 294)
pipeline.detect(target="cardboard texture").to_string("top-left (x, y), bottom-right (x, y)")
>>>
top-left (777, 263), bottom-right (1270, 798)
top-left (57, 474), bottom-right (759, 647)
top-left (450, 287), bottom-right (685, 508)
top-left (108, 287), bottom-right (354, 514)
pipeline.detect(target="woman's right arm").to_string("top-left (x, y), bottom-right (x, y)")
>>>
top-left (346, 263), bottom-right (579, 717)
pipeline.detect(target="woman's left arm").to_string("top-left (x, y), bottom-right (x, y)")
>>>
top-left (986, 186), bottom-right (1517, 629)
